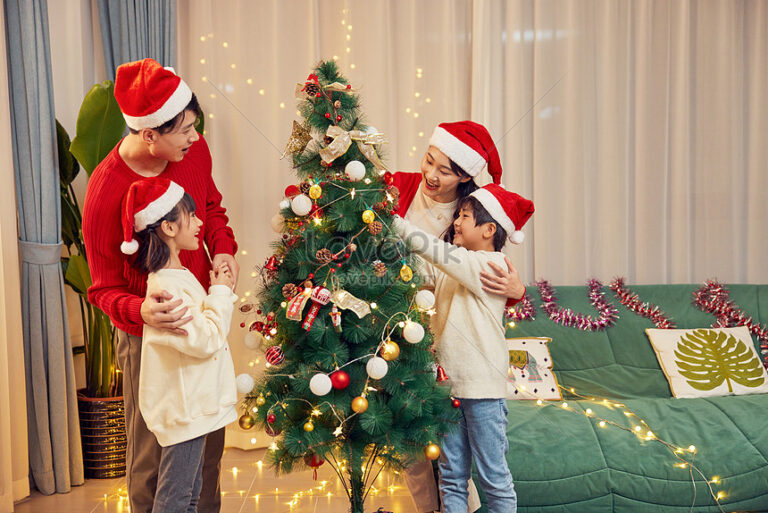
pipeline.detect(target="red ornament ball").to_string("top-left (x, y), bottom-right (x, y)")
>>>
top-left (452, 399), bottom-right (461, 408)
top-left (265, 424), bottom-right (281, 437)
top-left (267, 413), bottom-right (277, 424)
top-left (304, 453), bottom-right (324, 468)
top-left (324, 113), bottom-right (331, 119)
top-left (265, 346), bottom-right (285, 366)
top-left (390, 210), bottom-right (397, 215)
top-left (330, 268), bottom-right (336, 273)
top-left (383, 172), bottom-right (394, 185)
top-left (336, 115), bottom-right (342, 122)
top-left (330, 370), bottom-right (350, 390)
top-left (346, 84), bottom-right (352, 89)
top-left (315, 92), bottom-right (322, 98)
top-left (308, 273), bottom-right (315, 279)
top-left (240, 322), bottom-right (245, 328)
top-left (336, 263), bottom-right (342, 268)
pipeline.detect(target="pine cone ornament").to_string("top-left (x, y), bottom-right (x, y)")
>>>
top-left (299, 182), bottom-right (311, 195)
top-left (373, 260), bottom-right (387, 278)
top-left (282, 283), bottom-right (298, 299)
top-left (315, 248), bottom-right (333, 264)
top-left (387, 185), bottom-right (400, 202)
top-left (333, 100), bottom-right (341, 109)
top-left (368, 221), bottom-right (383, 235)
top-left (304, 82), bottom-right (320, 97)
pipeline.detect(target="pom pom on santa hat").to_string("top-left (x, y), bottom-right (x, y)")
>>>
top-left (115, 58), bottom-right (192, 131)
top-left (121, 178), bottom-right (185, 254)
top-left (429, 120), bottom-right (503, 186)
top-left (469, 184), bottom-right (534, 244)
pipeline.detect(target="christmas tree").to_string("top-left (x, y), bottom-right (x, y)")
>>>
top-left (237, 61), bottom-right (459, 513)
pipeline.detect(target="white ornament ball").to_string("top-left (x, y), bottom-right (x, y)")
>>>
top-left (291, 194), bottom-right (313, 216)
top-left (366, 357), bottom-right (389, 379)
top-left (415, 290), bottom-right (435, 310)
top-left (270, 214), bottom-right (285, 233)
top-left (309, 373), bottom-right (333, 396)
top-left (345, 160), bottom-right (366, 181)
top-left (403, 321), bottom-right (425, 344)
top-left (243, 331), bottom-right (262, 350)
top-left (279, 199), bottom-right (291, 210)
top-left (236, 374), bottom-right (255, 394)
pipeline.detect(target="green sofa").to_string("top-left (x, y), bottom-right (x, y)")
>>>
top-left (475, 284), bottom-right (768, 512)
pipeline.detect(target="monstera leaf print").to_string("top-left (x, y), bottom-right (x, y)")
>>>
top-left (674, 329), bottom-right (766, 392)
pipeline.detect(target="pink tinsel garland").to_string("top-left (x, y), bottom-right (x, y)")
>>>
top-left (609, 277), bottom-right (676, 329)
top-left (507, 279), bottom-right (619, 331)
top-left (693, 280), bottom-right (768, 367)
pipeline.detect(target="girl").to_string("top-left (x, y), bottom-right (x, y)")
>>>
top-left (121, 177), bottom-right (238, 513)
top-left (394, 121), bottom-right (525, 513)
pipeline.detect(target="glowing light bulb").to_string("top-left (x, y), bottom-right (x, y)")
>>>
top-left (599, 421), bottom-right (606, 428)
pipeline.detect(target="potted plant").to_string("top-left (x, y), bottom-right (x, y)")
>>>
top-left (58, 81), bottom-right (126, 478)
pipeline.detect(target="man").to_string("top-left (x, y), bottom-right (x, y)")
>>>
top-left (83, 58), bottom-right (238, 513)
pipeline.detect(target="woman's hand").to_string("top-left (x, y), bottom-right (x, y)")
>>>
top-left (480, 256), bottom-right (525, 300)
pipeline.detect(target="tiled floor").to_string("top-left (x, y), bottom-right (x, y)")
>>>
top-left (13, 448), bottom-right (416, 513)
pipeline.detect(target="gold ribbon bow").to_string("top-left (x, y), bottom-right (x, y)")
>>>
top-left (318, 126), bottom-right (389, 171)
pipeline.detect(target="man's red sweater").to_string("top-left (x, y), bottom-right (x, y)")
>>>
top-left (82, 135), bottom-right (237, 337)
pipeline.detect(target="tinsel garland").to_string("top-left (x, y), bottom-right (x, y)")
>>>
top-left (693, 280), bottom-right (768, 367)
top-left (506, 293), bottom-right (536, 322)
top-left (507, 279), bottom-right (619, 331)
top-left (609, 277), bottom-right (676, 329)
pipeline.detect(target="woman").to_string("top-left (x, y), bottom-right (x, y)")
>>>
top-left (394, 121), bottom-right (526, 513)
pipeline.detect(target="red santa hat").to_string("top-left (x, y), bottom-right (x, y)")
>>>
top-left (469, 183), bottom-right (534, 244)
top-left (429, 121), bottom-right (502, 186)
top-left (121, 178), bottom-right (185, 254)
top-left (114, 58), bottom-right (192, 130)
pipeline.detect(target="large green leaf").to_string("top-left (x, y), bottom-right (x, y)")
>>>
top-left (56, 120), bottom-right (79, 186)
top-left (69, 81), bottom-right (125, 175)
top-left (674, 329), bottom-right (766, 392)
top-left (64, 253), bottom-right (92, 296)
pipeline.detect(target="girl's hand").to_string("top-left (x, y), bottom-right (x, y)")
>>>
top-left (210, 263), bottom-right (234, 289)
top-left (480, 256), bottom-right (525, 300)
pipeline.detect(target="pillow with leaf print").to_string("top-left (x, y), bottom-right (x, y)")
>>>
top-left (506, 337), bottom-right (562, 400)
top-left (645, 327), bottom-right (768, 399)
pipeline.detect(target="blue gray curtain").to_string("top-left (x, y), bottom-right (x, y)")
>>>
top-left (98, 0), bottom-right (176, 80)
top-left (3, 0), bottom-right (83, 495)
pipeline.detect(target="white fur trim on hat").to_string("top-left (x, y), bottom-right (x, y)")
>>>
top-left (430, 126), bottom-right (486, 177)
top-left (134, 181), bottom-right (185, 231)
top-left (121, 239), bottom-right (139, 255)
top-left (469, 187), bottom-right (519, 242)
top-left (122, 79), bottom-right (193, 130)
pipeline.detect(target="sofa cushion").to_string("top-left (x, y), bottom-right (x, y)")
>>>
top-left (646, 326), bottom-right (768, 398)
top-left (507, 337), bottom-right (562, 400)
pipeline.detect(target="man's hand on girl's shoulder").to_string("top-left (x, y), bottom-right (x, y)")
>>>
top-left (141, 290), bottom-right (191, 335)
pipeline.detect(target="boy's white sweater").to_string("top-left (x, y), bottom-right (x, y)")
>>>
top-left (395, 218), bottom-right (509, 399)
top-left (140, 268), bottom-right (238, 447)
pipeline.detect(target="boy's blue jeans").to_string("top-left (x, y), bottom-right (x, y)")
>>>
top-left (438, 398), bottom-right (517, 513)
top-left (152, 434), bottom-right (206, 513)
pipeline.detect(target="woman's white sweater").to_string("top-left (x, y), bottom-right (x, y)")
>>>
top-left (140, 268), bottom-right (238, 447)
top-left (395, 218), bottom-right (509, 399)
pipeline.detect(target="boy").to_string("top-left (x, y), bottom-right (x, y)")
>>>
top-left (394, 183), bottom-right (534, 513)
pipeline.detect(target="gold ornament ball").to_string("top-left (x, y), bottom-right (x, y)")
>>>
top-left (424, 443), bottom-right (441, 461)
top-left (309, 184), bottom-right (323, 200)
top-left (362, 209), bottom-right (375, 224)
top-left (351, 396), bottom-right (369, 413)
top-left (381, 341), bottom-right (400, 361)
top-left (255, 395), bottom-right (266, 406)
top-left (400, 264), bottom-right (414, 282)
top-left (238, 414), bottom-right (255, 430)
top-left (303, 420), bottom-right (315, 432)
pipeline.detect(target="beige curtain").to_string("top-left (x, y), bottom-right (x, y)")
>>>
top-left (0, 5), bottom-right (30, 510)
top-left (176, 0), bottom-right (768, 447)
